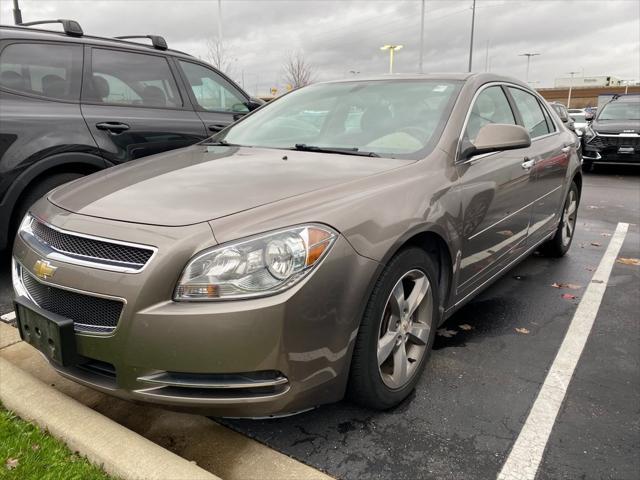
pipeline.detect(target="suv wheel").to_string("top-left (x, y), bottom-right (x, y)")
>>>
top-left (348, 247), bottom-right (440, 410)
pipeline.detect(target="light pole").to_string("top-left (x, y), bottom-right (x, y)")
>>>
top-left (380, 44), bottom-right (403, 74)
top-left (468, 0), bottom-right (476, 72)
top-left (519, 53), bottom-right (540, 83)
top-left (217, 0), bottom-right (223, 42)
top-left (566, 71), bottom-right (580, 108)
top-left (419, 0), bottom-right (425, 73)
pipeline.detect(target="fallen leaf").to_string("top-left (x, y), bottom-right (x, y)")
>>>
top-left (590, 242), bottom-right (601, 247)
top-left (436, 328), bottom-right (457, 338)
top-left (561, 293), bottom-right (577, 300)
top-left (497, 230), bottom-right (514, 237)
top-left (585, 266), bottom-right (595, 272)
top-left (458, 324), bottom-right (473, 331)
top-left (592, 279), bottom-right (604, 284)
top-left (587, 205), bottom-right (600, 209)
top-left (617, 257), bottom-right (640, 266)
top-left (515, 327), bottom-right (530, 334)
top-left (5, 458), bottom-right (18, 470)
top-left (601, 232), bottom-right (612, 237)
top-left (551, 283), bottom-right (582, 289)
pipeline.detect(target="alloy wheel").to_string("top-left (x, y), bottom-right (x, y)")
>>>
top-left (561, 189), bottom-right (577, 247)
top-left (377, 269), bottom-right (433, 389)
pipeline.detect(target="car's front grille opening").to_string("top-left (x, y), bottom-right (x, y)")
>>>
top-left (31, 218), bottom-right (154, 270)
top-left (136, 370), bottom-right (289, 399)
top-left (20, 267), bottom-right (123, 334)
top-left (76, 359), bottom-right (116, 379)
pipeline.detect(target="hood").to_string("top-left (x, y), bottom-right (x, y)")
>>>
top-left (592, 119), bottom-right (640, 134)
top-left (49, 145), bottom-right (412, 226)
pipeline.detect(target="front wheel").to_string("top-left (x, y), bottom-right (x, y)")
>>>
top-left (540, 182), bottom-right (579, 257)
top-left (347, 247), bottom-right (440, 410)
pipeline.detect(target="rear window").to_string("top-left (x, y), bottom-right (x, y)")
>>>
top-left (86, 49), bottom-right (182, 108)
top-left (0, 42), bottom-right (82, 101)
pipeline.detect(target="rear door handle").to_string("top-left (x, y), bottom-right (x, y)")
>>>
top-left (96, 122), bottom-right (130, 134)
top-left (208, 123), bottom-right (230, 132)
top-left (522, 158), bottom-right (535, 170)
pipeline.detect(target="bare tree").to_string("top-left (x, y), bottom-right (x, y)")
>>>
top-left (206, 37), bottom-right (235, 76)
top-left (283, 51), bottom-right (315, 90)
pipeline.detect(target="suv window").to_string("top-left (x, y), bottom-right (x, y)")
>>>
top-left (466, 86), bottom-right (516, 142)
top-left (86, 49), bottom-right (181, 108)
top-left (179, 61), bottom-right (248, 113)
top-left (0, 42), bottom-right (82, 100)
top-left (508, 87), bottom-right (551, 138)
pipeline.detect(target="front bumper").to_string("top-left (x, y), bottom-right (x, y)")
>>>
top-left (583, 133), bottom-right (640, 163)
top-left (12, 200), bottom-right (379, 417)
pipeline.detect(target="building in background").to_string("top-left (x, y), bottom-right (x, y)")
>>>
top-left (554, 76), bottom-right (622, 88)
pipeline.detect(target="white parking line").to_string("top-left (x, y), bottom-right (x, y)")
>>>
top-left (0, 311), bottom-right (16, 323)
top-left (497, 222), bottom-right (629, 480)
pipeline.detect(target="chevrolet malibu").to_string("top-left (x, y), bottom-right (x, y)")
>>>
top-left (12, 73), bottom-right (582, 417)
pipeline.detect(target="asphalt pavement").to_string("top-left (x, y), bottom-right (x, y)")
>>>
top-left (1, 164), bottom-right (638, 480)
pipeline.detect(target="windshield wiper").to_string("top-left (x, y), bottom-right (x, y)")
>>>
top-left (293, 144), bottom-right (380, 157)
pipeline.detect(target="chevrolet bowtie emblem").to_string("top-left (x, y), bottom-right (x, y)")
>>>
top-left (34, 260), bottom-right (57, 280)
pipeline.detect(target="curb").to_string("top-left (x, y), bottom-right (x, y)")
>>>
top-left (0, 357), bottom-right (219, 480)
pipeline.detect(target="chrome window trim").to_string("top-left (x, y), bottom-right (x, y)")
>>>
top-left (23, 215), bottom-right (157, 273)
top-left (456, 81), bottom-right (560, 164)
top-left (598, 133), bottom-right (639, 137)
top-left (15, 260), bottom-right (127, 337)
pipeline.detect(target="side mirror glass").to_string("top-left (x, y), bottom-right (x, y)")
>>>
top-left (465, 124), bottom-right (531, 158)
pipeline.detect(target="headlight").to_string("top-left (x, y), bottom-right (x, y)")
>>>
top-left (174, 224), bottom-right (337, 301)
top-left (18, 213), bottom-right (34, 236)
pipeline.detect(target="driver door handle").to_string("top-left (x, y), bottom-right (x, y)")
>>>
top-left (522, 158), bottom-right (535, 170)
top-left (96, 122), bottom-right (130, 134)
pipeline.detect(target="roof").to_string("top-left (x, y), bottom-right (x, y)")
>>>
top-left (318, 72), bottom-right (529, 88)
top-left (0, 24), bottom-right (193, 58)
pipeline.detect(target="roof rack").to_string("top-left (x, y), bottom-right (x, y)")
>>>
top-left (114, 35), bottom-right (168, 50)
top-left (19, 19), bottom-right (83, 37)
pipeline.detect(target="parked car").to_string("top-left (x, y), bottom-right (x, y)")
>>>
top-left (569, 111), bottom-right (588, 137)
top-left (582, 94), bottom-right (640, 170)
top-left (549, 102), bottom-right (576, 132)
top-left (0, 20), bottom-right (262, 251)
top-left (13, 73), bottom-right (582, 417)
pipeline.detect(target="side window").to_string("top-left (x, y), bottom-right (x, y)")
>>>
top-left (0, 42), bottom-right (82, 100)
top-left (508, 87), bottom-right (551, 138)
top-left (179, 61), bottom-right (248, 113)
top-left (465, 86), bottom-right (516, 142)
top-left (86, 49), bottom-right (181, 108)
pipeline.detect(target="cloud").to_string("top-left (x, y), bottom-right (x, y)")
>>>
top-left (1, 0), bottom-right (638, 95)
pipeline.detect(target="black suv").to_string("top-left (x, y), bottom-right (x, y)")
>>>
top-left (0, 21), bottom-right (262, 250)
top-left (582, 94), bottom-right (640, 170)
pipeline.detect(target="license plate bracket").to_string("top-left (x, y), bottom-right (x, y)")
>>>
top-left (14, 298), bottom-right (78, 367)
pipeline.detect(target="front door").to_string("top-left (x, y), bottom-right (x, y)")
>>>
top-left (81, 47), bottom-right (207, 165)
top-left (455, 85), bottom-right (538, 295)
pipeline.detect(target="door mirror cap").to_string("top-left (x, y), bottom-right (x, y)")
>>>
top-left (467, 124), bottom-right (532, 157)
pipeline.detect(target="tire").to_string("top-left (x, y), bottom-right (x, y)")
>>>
top-left (347, 247), bottom-right (441, 410)
top-left (11, 173), bottom-right (84, 241)
top-left (539, 182), bottom-right (579, 257)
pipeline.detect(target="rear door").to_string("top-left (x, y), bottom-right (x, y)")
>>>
top-left (455, 85), bottom-right (538, 295)
top-left (80, 47), bottom-right (207, 165)
top-left (175, 60), bottom-right (250, 134)
top-left (506, 87), bottom-right (569, 245)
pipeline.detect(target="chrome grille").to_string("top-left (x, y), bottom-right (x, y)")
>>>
top-left (21, 267), bottom-right (123, 334)
top-left (31, 219), bottom-right (154, 270)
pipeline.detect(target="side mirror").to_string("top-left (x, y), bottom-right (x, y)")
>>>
top-left (557, 109), bottom-right (569, 123)
top-left (465, 124), bottom-right (531, 158)
top-left (246, 96), bottom-right (265, 111)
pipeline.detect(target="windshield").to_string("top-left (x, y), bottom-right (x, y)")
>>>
top-left (598, 102), bottom-right (640, 120)
top-left (218, 80), bottom-right (462, 159)
top-left (570, 114), bottom-right (586, 123)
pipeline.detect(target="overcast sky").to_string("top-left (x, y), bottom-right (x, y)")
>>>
top-left (1, 0), bottom-right (638, 95)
